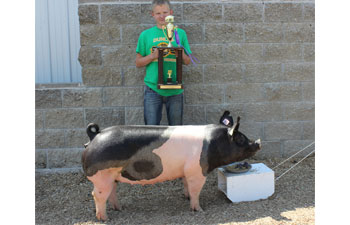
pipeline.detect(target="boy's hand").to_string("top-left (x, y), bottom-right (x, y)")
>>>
top-left (151, 48), bottom-right (159, 60)
top-left (182, 50), bottom-right (191, 65)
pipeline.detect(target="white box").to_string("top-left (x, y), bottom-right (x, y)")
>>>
top-left (217, 163), bottom-right (275, 202)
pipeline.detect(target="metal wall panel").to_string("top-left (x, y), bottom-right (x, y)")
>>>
top-left (35, 0), bottom-right (82, 83)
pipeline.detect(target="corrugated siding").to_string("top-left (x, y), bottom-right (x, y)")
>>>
top-left (35, 0), bottom-right (82, 83)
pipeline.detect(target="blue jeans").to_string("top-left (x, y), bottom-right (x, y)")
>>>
top-left (144, 86), bottom-right (183, 125)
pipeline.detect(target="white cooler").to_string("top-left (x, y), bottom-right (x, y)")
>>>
top-left (217, 163), bottom-right (275, 202)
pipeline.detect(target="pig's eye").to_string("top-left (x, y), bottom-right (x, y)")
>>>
top-left (234, 134), bottom-right (246, 146)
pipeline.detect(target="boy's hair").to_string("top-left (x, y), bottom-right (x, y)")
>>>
top-left (152, 0), bottom-right (171, 10)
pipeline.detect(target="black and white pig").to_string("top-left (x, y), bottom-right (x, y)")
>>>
top-left (82, 115), bottom-right (261, 221)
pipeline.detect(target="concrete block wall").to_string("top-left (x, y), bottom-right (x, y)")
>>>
top-left (35, 0), bottom-right (315, 170)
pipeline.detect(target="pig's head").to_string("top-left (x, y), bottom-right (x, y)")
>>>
top-left (226, 116), bottom-right (261, 162)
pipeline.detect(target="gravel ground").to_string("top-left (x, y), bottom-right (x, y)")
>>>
top-left (35, 157), bottom-right (315, 225)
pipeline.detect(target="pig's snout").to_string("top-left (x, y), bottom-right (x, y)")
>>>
top-left (255, 139), bottom-right (262, 150)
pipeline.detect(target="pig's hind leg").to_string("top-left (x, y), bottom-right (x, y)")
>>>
top-left (108, 181), bottom-right (122, 211)
top-left (88, 173), bottom-right (115, 221)
top-left (182, 177), bottom-right (189, 199)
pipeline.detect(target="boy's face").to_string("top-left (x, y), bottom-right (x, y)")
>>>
top-left (152, 4), bottom-right (173, 27)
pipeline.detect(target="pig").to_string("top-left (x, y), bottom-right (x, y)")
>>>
top-left (82, 115), bottom-right (261, 221)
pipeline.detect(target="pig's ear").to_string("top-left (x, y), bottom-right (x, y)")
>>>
top-left (234, 116), bottom-right (240, 131)
top-left (228, 116), bottom-right (240, 136)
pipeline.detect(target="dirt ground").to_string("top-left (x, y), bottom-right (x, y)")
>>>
top-left (35, 157), bottom-right (315, 225)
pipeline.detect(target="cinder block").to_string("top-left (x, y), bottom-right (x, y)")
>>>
top-left (218, 163), bottom-right (274, 202)
top-left (264, 82), bottom-right (302, 102)
top-left (35, 129), bottom-right (66, 149)
top-left (183, 65), bottom-right (203, 84)
top-left (304, 3), bottom-right (315, 22)
top-left (190, 44), bottom-right (224, 64)
top-left (244, 102), bottom-right (283, 122)
top-left (180, 24), bottom-right (204, 44)
top-left (303, 121), bottom-right (315, 140)
top-left (45, 109), bottom-right (84, 129)
top-left (47, 148), bottom-right (83, 168)
top-left (80, 25), bottom-right (121, 45)
top-left (263, 43), bottom-right (303, 62)
top-left (63, 88), bottom-right (103, 108)
top-left (85, 107), bottom-right (125, 128)
top-left (183, 3), bottom-right (222, 23)
top-left (264, 121), bottom-right (303, 141)
top-left (35, 90), bottom-right (62, 109)
top-left (35, 149), bottom-right (47, 169)
top-left (78, 46), bottom-right (102, 66)
top-left (104, 87), bottom-right (143, 107)
top-left (302, 81), bottom-right (315, 101)
top-left (265, 3), bottom-right (303, 22)
top-left (102, 45), bottom-right (137, 66)
top-left (183, 105), bottom-right (206, 125)
top-left (224, 44), bottom-right (264, 63)
top-left (244, 63), bottom-right (283, 83)
top-left (225, 83), bottom-right (264, 103)
top-left (304, 43), bottom-right (315, 62)
top-left (204, 64), bottom-right (243, 83)
top-left (184, 84), bottom-right (224, 104)
top-left (82, 66), bottom-right (122, 87)
top-left (79, 5), bottom-right (99, 25)
top-left (101, 4), bottom-right (141, 24)
top-left (245, 23), bottom-right (284, 43)
top-left (284, 102), bottom-right (315, 121)
top-left (125, 107), bottom-right (144, 125)
top-left (223, 3), bottom-right (263, 23)
top-left (65, 129), bottom-right (89, 148)
top-left (124, 66), bottom-right (146, 86)
top-left (205, 24), bottom-right (243, 44)
top-left (35, 110), bottom-right (45, 129)
top-left (284, 23), bottom-right (315, 43)
top-left (284, 63), bottom-right (315, 82)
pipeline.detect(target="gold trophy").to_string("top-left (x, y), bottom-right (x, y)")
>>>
top-left (157, 15), bottom-right (184, 90)
top-left (163, 15), bottom-right (175, 47)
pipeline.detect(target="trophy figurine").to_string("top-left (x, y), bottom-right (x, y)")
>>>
top-left (167, 70), bottom-right (173, 84)
top-left (157, 15), bottom-right (183, 90)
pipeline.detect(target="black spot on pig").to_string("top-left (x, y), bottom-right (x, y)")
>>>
top-left (134, 160), bottom-right (155, 173)
top-left (82, 125), bottom-right (174, 177)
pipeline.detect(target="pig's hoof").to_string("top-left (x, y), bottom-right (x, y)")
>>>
top-left (113, 205), bottom-right (122, 211)
top-left (191, 206), bottom-right (203, 212)
top-left (184, 193), bottom-right (190, 200)
top-left (96, 212), bottom-right (108, 221)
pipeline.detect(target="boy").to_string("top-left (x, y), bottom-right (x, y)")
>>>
top-left (136, 0), bottom-right (191, 125)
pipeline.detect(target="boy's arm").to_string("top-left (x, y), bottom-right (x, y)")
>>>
top-left (182, 51), bottom-right (191, 65)
top-left (135, 49), bottom-right (159, 68)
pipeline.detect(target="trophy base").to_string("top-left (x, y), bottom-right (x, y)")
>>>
top-left (157, 84), bottom-right (183, 89)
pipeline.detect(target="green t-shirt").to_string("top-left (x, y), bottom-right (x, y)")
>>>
top-left (136, 26), bottom-right (192, 96)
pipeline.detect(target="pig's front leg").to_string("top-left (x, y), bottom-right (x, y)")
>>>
top-left (108, 181), bottom-right (122, 211)
top-left (184, 175), bottom-right (206, 211)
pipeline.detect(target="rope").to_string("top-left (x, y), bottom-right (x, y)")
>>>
top-left (275, 148), bottom-right (315, 181)
top-left (273, 141), bottom-right (315, 170)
